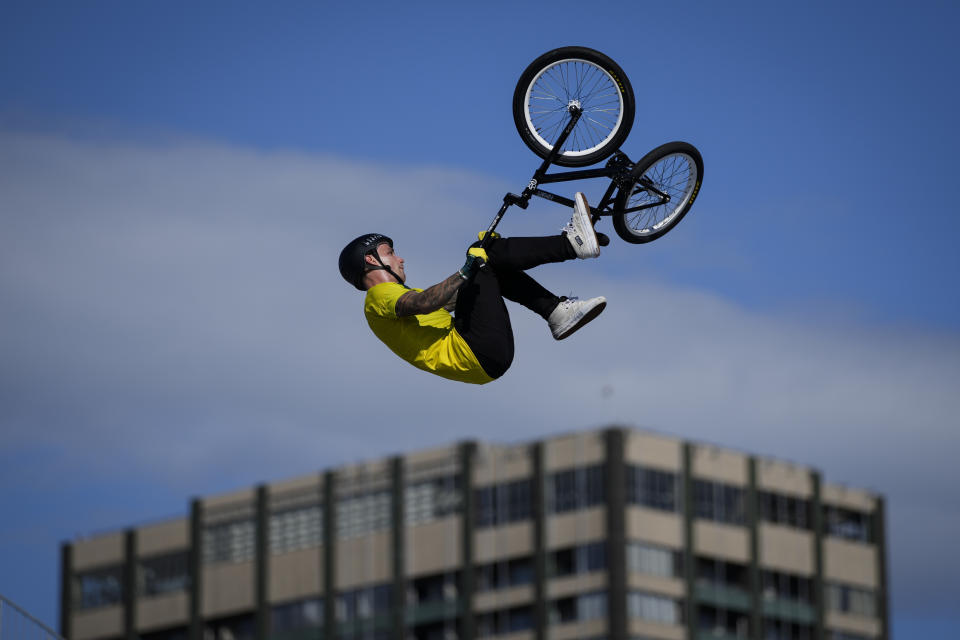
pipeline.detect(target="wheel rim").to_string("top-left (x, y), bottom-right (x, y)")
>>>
top-left (622, 153), bottom-right (698, 237)
top-left (524, 58), bottom-right (625, 159)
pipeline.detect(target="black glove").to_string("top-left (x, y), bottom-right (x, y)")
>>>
top-left (458, 247), bottom-right (488, 279)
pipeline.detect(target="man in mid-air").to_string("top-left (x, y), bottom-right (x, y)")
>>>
top-left (338, 193), bottom-right (606, 384)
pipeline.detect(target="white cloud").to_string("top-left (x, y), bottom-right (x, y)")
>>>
top-left (1, 130), bottom-right (958, 614)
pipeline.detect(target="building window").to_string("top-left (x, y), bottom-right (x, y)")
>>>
top-left (409, 571), bottom-right (459, 604)
top-left (627, 541), bottom-right (682, 578)
top-left (762, 570), bottom-right (813, 605)
top-left (272, 597), bottom-right (323, 635)
top-left (337, 584), bottom-right (392, 622)
top-left (475, 478), bottom-right (532, 528)
top-left (203, 519), bottom-right (255, 564)
top-left (694, 480), bottom-right (746, 525)
top-left (826, 583), bottom-right (877, 618)
top-left (576, 592), bottom-right (607, 622)
top-left (337, 490), bottom-right (391, 539)
top-left (204, 614), bottom-right (254, 640)
top-left (477, 605), bottom-right (534, 637)
top-left (697, 605), bottom-right (749, 638)
top-left (76, 565), bottom-right (124, 609)
top-left (270, 504), bottom-right (323, 554)
top-left (549, 591), bottom-right (607, 625)
top-left (696, 557), bottom-right (749, 592)
top-left (548, 464), bottom-right (605, 514)
top-left (626, 466), bottom-right (682, 512)
top-left (823, 506), bottom-right (873, 543)
top-left (477, 556), bottom-right (533, 591)
top-left (628, 592), bottom-right (682, 625)
top-left (140, 627), bottom-right (188, 640)
top-left (406, 475), bottom-right (461, 525)
top-left (759, 491), bottom-right (811, 530)
top-left (549, 541), bottom-right (606, 577)
top-left (139, 551), bottom-right (190, 596)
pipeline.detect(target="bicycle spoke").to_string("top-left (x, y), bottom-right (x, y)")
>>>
top-left (623, 152), bottom-right (696, 235)
top-left (525, 57), bottom-right (624, 158)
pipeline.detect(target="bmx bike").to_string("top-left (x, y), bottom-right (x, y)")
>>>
top-left (482, 46), bottom-right (703, 249)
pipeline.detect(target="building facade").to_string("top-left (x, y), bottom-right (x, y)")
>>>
top-left (60, 427), bottom-right (889, 640)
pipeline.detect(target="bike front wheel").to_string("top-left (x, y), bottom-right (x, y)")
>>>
top-left (612, 141), bottom-right (703, 244)
top-left (513, 46), bottom-right (635, 168)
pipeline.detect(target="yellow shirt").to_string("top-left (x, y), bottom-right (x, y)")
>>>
top-left (364, 282), bottom-right (494, 385)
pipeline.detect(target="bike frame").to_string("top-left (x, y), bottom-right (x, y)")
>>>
top-left (481, 107), bottom-right (671, 250)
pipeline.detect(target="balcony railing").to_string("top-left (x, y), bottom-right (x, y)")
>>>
top-left (762, 596), bottom-right (816, 624)
top-left (694, 582), bottom-right (752, 612)
top-left (405, 600), bottom-right (461, 626)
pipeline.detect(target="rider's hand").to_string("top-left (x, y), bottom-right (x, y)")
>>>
top-left (459, 247), bottom-right (487, 280)
top-left (477, 230), bottom-right (501, 242)
top-left (467, 246), bottom-right (488, 262)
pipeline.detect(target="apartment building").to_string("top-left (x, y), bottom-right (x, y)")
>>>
top-left (60, 427), bottom-right (888, 640)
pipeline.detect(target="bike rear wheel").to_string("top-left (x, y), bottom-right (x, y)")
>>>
top-left (612, 141), bottom-right (703, 244)
top-left (513, 46), bottom-right (635, 168)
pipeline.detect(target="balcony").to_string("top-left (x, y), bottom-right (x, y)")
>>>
top-left (694, 583), bottom-right (751, 612)
top-left (405, 600), bottom-right (461, 626)
top-left (762, 597), bottom-right (815, 625)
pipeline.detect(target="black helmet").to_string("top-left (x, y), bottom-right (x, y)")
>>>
top-left (339, 233), bottom-right (395, 290)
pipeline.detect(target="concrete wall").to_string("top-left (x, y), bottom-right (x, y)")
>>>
top-left (694, 520), bottom-right (750, 563)
top-left (625, 431), bottom-right (683, 472)
top-left (73, 532), bottom-right (124, 572)
top-left (336, 530), bottom-right (392, 590)
top-left (544, 431), bottom-right (605, 471)
top-left (759, 523), bottom-right (815, 575)
top-left (72, 606), bottom-right (122, 640)
top-left (692, 444), bottom-right (747, 486)
top-left (626, 507), bottom-right (683, 550)
top-left (474, 442), bottom-right (531, 485)
top-left (824, 538), bottom-right (878, 588)
top-left (406, 516), bottom-right (461, 576)
top-left (137, 592), bottom-right (189, 633)
top-left (546, 507), bottom-right (605, 549)
top-left (202, 561), bottom-right (254, 617)
top-left (269, 547), bottom-right (323, 603)
top-left (475, 521), bottom-right (532, 564)
top-left (757, 459), bottom-right (812, 497)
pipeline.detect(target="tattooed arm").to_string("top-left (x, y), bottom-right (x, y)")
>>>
top-left (395, 273), bottom-right (465, 317)
top-left (441, 289), bottom-right (458, 313)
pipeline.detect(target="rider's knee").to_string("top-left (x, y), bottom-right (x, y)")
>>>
top-left (476, 344), bottom-right (514, 380)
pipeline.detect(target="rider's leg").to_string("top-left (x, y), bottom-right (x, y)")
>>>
top-left (493, 266), bottom-right (607, 340)
top-left (454, 235), bottom-right (570, 378)
top-left (493, 267), bottom-right (560, 319)
top-left (482, 235), bottom-right (576, 271)
top-left (454, 243), bottom-right (605, 371)
top-left (453, 194), bottom-right (604, 370)
top-left (454, 268), bottom-right (514, 379)
top-left (479, 190), bottom-right (601, 268)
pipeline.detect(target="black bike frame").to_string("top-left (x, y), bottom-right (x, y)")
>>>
top-left (481, 107), bottom-right (667, 250)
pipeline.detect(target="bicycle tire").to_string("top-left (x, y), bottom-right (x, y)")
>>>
top-left (612, 141), bottom-right (703, 244)
top-left (513, 46), bottom-right (635, 168)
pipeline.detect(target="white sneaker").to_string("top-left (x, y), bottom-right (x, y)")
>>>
top-left (562, 192), bottom-right (600, 259)
top-left (548, 296), bottom-right (607, 340)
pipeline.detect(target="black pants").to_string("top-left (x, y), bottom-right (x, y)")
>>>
top-left (454, 235), bottom-right (576, 379)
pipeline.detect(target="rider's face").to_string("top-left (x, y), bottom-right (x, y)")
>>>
top-left (374, 243), bottom-right (405, 282)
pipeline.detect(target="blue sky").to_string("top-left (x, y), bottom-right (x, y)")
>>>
top-left (1, 1), bottom-right (958, 638)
